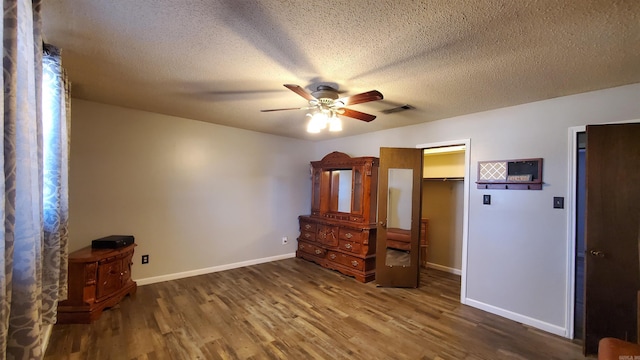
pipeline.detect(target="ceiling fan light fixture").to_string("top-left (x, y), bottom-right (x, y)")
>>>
top-left (306, 112), bottom-right (328, 133)
top-left (306, 122), bottom-right (321, 133)
top-left (306, 109), bottom-right (343, 133)
top-left (328, 116), bottom-right (342, 132)
top-left (312, 111), bottom-right (328, 128)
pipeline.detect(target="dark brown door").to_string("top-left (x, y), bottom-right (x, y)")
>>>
top-left (376, 147), bottom-right (422, 287)
top-left (584, 123), bottom-right (640, 354)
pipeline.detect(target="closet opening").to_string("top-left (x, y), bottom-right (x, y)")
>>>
top-left (420, 145), bottom-right (466, 276)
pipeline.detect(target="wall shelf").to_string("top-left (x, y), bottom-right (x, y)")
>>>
top-left (476, 158), bottom-right (543, 190)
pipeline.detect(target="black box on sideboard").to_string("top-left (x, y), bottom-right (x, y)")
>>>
top-left (91, 235), bottom-right (135, 249)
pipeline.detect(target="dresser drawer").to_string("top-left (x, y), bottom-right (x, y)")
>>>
top-left (339, 228), bottom-right (366, 243)
top-left (298, 241), bottom-right (326, 257)
top-left (300, 231), bottom-right (316, 242)
top-left (300, 221), bottom-right (317, 233)
top-left (338, 240), bottom-right (362, 254)
top-left (318, 225), bottom-right (339, 247)
top-left (326, 251), bottom-right (364, 271)
top-left (349, 215), bottom-right (364, 223)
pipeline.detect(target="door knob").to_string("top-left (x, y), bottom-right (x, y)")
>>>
top-left (379, 221), bottom-right (387, 228)
top-left (589, 250), bottom-right (605, 258)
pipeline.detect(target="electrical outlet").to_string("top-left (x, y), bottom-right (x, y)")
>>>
top-left (281, 236), bottom-right (288, 245)
top-left (141, 254), bottom-right (149, 264)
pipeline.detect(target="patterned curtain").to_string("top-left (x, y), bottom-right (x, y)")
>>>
top-left (42, 44), bottom-right (69, 326)
top-left (1, 0), bottom-right (70, 359)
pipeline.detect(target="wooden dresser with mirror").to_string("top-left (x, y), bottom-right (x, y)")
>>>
top-left (297, 152), bottom-right (379, 282)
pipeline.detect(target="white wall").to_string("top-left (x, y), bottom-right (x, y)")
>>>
top-left (70, 100), bottom-right (313, 282)
top-left (314, 83), bottom-right (640, 335)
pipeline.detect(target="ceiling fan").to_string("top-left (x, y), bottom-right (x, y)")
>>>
top-left (260, 84), bottom-right (383, 132)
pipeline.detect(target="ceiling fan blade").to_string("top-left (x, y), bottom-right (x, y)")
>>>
top-left (340, 108), bottom-right (377, 122)
top-left (284, 84), bottom-right (316, 102)
top-left (338, 90), bottom-right (383, 106)
top-left (260, 107), bottom-right (309, 112)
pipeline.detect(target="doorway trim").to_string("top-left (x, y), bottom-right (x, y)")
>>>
top-left (565, 125), bottom-right (585, 339)
top-left (415, 138), bottom-right (471, 303)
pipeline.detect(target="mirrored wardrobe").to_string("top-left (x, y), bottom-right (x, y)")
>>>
top-left (296, 152), bottom-right (379, 282)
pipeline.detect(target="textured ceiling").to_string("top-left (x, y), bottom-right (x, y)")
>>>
top-left (42, 0), bottom-right (640, 140)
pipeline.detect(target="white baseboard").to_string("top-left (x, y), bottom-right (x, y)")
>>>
top-left (134, 253), bottom-right (296, 286)
top-left (426, 262), bottom-right (462, 276)
top-left (464, 298), bottom-right (566, 337)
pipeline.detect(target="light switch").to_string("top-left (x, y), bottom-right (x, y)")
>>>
top-left (553, 197), bottom-right (564, 209)
top-left (483, 194), bottom-right (491, 205)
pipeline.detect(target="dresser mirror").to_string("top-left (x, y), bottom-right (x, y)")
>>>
top-left (329, 169), bottom-right (353, 213)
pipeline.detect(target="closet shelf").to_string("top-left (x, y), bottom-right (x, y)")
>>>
top-left (423, 177), bottom-right (464, 181)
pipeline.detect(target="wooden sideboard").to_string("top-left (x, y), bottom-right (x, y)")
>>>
top-left (57, 244), bottom-right (137, 324)
top-left (297, 152), bottom-right (379, 282)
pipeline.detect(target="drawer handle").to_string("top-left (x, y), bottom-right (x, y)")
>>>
top-left (315, 249), bottom-right (322, 255)
top-left (304, 224), bottom-right (311, 230)
top-left (329, 254), bottom-right (336, 260)
top-left (304, 233), bottom-right (311, 238)
top-left (300, 244), bottom-right (305, 249)
top-left (345, 233), bottom-right (353, 239)
top-left (351, 260), bottom-right (359, 267)
top-left (345, 243), bottom-right (352, 249)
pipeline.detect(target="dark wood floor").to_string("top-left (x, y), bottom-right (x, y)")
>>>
top-left (45, 258), bottom-right (589, 359)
